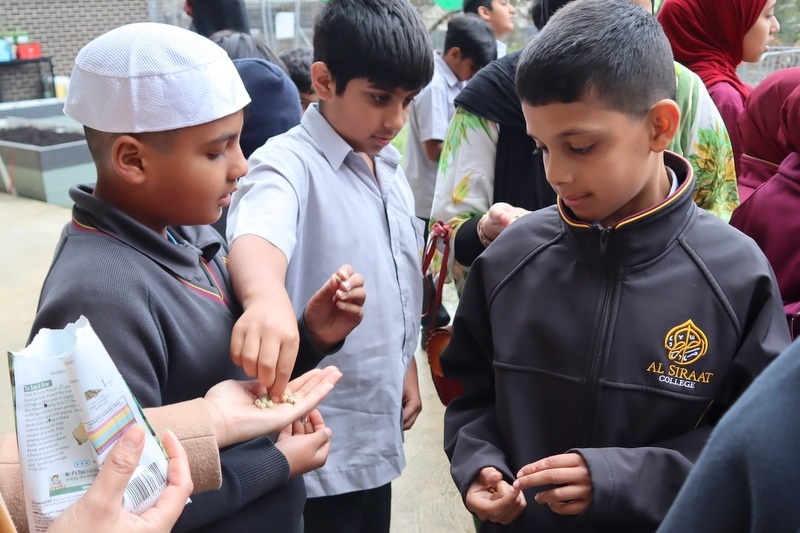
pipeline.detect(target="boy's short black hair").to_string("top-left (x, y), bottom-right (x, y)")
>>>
top-left (313, 0), bottom-right (434, 95)
top-left (463, 0), bottom-right (493, 14)
top-left (445, 14), bottom-right (497, 69)
top-left (83, 127), bottom-right (177, 172)
top-left (279, 47), bottom-right (314, 94)
top-left (533, 0), bottom-right (654, 30)
top-left (516, 0), bottom-right (675, 117)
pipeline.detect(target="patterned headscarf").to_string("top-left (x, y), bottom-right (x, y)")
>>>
top-left (658, 0), bottom-right (767, 98)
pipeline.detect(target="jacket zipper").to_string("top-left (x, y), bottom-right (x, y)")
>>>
top-left (592, 223), bottom-right (612, 256)
top-left (580, 224), bottom-right (617, 445)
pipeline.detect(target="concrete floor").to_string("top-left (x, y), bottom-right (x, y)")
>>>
top-left (0, 193), bottom-right (473, 532)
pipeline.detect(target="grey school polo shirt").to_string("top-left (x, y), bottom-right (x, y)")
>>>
top-left (229, 104), bottom-right (424, 497)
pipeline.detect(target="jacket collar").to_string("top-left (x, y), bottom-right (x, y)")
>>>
top-left (558, 151), bottom-right (696, 266)
top-left (69, 184), bottom-right (222, 283)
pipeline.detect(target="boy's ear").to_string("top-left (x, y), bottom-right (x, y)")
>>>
top-left (310, 61), bottom-right (336, 101)
top-left (476, 5), bottom-right (492, 21)
top-left (110, 135), bottom-right (147, 186)
top-left (648, 99), bottom-right (681, 153)
top-left (444, 47), bottom-right (463, 62)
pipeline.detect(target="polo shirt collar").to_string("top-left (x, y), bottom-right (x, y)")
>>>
top-left (434, 51), bottom-right (460, 89)
top-left (69, 184), bottom-right (221, 282)
top-left (301, 103), bottom-right (402, 171)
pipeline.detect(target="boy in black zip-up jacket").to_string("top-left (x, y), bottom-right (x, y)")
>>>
top-left (441, 0), bottom-right (791, 531)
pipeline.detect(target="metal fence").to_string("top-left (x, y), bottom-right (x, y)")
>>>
top-left (152, 0), bottom-right (538, 55)
top-left (737, 46), bottom-right (800, 86)
top-left (245, 0), bottom-right (322, 53)
top-left (153, 0), bottom-right (323, 53)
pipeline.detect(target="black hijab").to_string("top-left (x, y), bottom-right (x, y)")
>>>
top-left (454, 51), bottom-right (554, 211)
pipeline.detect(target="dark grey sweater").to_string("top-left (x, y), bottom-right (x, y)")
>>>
top-left (31, 184), bottom-right (324, 532)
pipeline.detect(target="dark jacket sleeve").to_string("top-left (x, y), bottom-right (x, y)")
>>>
top-left (574, 264), bottom-right (791, 526)
top-left (173, 438), bottom-right (289, 532)
top-left (441, 255), bottom-right (515, 497)
top-left (292, 313), bottom-right (343, 378)
top-left (453, 216), bottom-right (485, 268)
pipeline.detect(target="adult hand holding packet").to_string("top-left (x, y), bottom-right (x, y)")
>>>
top-left (9, 316), bottom-right (170, 532)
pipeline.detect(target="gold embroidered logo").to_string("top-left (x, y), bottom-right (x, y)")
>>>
top-left (645, 319), bottom-right (714, 389)
top-left (664, 319), bottom-right (708, 366)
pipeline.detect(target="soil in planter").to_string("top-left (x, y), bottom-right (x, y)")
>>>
top-left (0, 127), bottom-right (85, 146)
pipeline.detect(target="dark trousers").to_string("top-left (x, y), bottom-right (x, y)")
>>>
top-left (303, 483), bottom-right (392, 533)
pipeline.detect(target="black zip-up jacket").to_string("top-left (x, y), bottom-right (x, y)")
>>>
top-left (442, 153), bottom-right (791, 532)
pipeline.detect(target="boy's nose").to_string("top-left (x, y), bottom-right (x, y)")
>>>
top-left (384, 105), bottom-right (408, 134)
top-left (230, 145), bottom-right (248, 180)
top-left (543, 156), bottom-right (572, 186)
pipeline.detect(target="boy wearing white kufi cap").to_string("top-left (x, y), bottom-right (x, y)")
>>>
top-left (31, 22), bottom-right (366, 532)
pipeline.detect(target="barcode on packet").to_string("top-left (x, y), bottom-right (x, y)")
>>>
top-left (125, 461), bottom-right (167, 510)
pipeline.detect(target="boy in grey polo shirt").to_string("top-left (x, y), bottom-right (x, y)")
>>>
top-left (226, 0), bottom-right (434, 531)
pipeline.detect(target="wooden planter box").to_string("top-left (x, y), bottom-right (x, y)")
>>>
top-left (0, 117), bottom-right (94, 207)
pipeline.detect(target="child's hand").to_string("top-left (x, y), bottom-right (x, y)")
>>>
top-left (204, 366), bottom-right (342, 448)
top-left (513, 452), bottom-right (591, 516)
top-left (480, 202), bottom-right (531, 241)
top-left (274, 410), bottom-right (332, 478)
top-left (303, 265), bottom-right (366, 351)
top-left (231, 290), bottom-right (300, 402)
top-left (465, 467), bottom-right (527, 525)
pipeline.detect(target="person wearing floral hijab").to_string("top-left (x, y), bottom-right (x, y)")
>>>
top-left (658, 0), bottom-right (780, 176)
top-left (736, 67), bottom-right (800, 201)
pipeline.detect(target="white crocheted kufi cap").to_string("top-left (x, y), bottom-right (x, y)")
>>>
top-left (64, 22), bottom-right (251, 133)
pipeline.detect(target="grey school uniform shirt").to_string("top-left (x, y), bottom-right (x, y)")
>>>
top-left (228, 104), bottom-right (424, 497)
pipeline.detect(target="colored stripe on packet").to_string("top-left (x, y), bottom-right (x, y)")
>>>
top-left (87, 404), bottom-right (136, 455)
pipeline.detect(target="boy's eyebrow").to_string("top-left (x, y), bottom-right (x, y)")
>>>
top-left (555, 127), bottom-right (601, 137)
top-left (206, 132), bottom-right (239, 145)
top-left (526, 126), bottom-right (600, 139)
top-left (367, 82), bottom-right (397, 91)
top-left (367, 82), bottom-right (419, 97)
